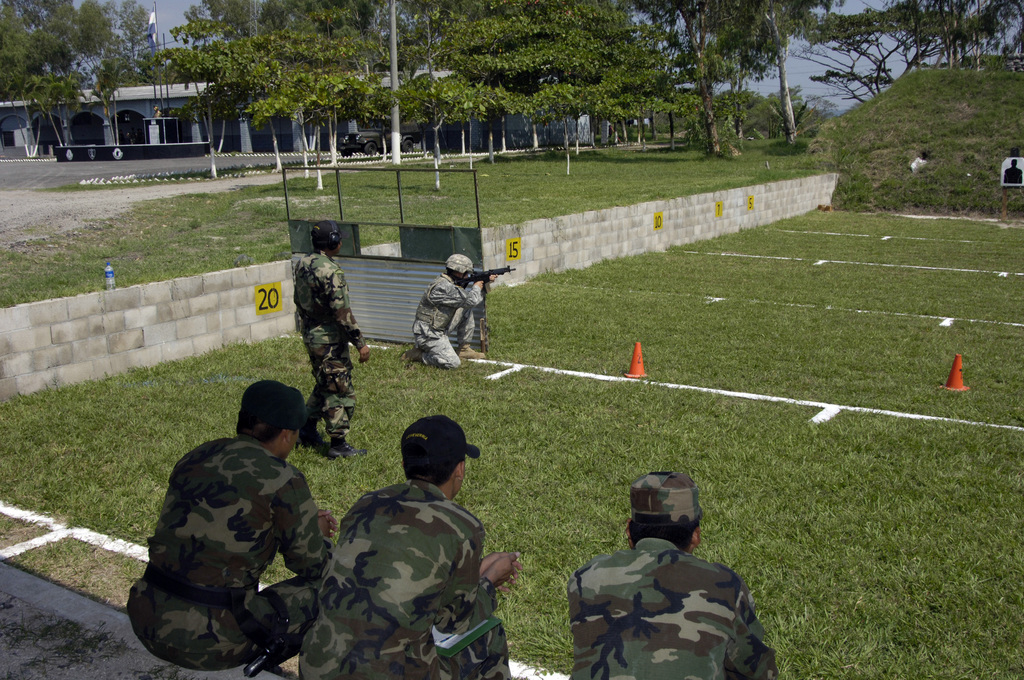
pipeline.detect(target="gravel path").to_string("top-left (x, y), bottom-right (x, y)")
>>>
top-left (0, 172), bottom-right (284, 249)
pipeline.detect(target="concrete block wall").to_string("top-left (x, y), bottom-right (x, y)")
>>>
top-left (0, 174), bottom-right (836, 402)
top-left (481, 174), bottom-right (838, 282)
top-left (0, 261), bottom-right (296, 401)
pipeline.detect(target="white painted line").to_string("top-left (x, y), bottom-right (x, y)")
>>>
top-left (485, 365), bottom-right (525, 380)
top-left (0, 529), bottom-right (73, 560)
top-left (776, 229), bottom-right (979, 244)
top-left (0, 500), bottom-right (64, 527)
top-left (535, 282), bottom-right (1024, 331)
top-left (811, 406), bottom-right (843, 424)
top-left (705, 296), bottom-right (726, 303)
top-left (686, 250), bottom-right (1024, 277)
top-left (473, 359), bottom-right (1024, 432)
top-left (69, 528), bottom-right (150, 561)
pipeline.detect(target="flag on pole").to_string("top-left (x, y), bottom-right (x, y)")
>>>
top-left (148, 10), bottom-right (157, 57)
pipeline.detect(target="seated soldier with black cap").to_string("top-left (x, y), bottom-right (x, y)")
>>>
top-left (128, 380), bottom-right (338, 677)
top-left (567, 471), bottom-right (777, 680)
top-left (300, 414), bottom-right (522, 680)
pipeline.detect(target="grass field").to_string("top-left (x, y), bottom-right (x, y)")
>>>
top-left (1, 208), bottom-right (1022, 678)
top-left (0, 141), bottom-right (818, 308)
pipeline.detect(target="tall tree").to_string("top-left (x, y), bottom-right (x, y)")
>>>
top-left (760, 0), bottom-right (833, 144)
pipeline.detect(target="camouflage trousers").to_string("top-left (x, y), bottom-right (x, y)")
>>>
top-left (414, 308), bottom-right (475, 370)
top-left (127, 575), bottom-right (320, 671)
top-left (445, 620), bottom-right (512, 680)
top-left (303, 341), bottom-right (356, 439)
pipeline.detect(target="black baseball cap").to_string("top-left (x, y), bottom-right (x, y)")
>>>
top-left (240, 380), bottom-right (308, 431)
top-left (401, 415), bottom-right (480, 466)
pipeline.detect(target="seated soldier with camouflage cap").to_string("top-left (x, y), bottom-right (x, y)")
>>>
top-left (402, 253), bottom-right (497, 369)
top-left (300, 415), bottom-right (522, 680)
top-left (128, 380), bottom-right (338, 677)
top-left (567, 472), bottom-right (777, 680)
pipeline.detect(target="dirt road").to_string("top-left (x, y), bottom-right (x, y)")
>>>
top-left (0, 172), bottom-right (284, 249)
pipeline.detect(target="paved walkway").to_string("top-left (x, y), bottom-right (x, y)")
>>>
top-left (0, 561), bottom-right (254, 680)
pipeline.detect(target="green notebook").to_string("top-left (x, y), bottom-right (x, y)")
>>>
top-left (432, 616), bottom-right (502, 658)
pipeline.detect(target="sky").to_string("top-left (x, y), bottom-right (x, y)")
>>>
top-left (141, 0), bottom-right (879, 111)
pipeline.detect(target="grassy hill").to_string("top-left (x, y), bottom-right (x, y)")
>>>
top-left (811, 68), bottom-right (1024, 216)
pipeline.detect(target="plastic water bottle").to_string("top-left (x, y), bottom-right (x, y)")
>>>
top-left (104, 262), bottom-right (115, 290)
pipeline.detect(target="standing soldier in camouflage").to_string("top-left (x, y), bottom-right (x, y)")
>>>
top-left (300, 415), bottom-right (523, 680)
top-left (402, 253), bottom-right (496, 369)
top-left (293, 219), bottom-right (371, 458)
top-left (127, 380), bottom-right (338, 676)
top-left (567, 472), bottom-right (777, 680)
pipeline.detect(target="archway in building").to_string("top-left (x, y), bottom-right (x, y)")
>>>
top-left (70, 111), bottom-right (105, 146)
top-left (1, 114), bottom-right (31, 154)
top-left (115, 109), bottom-right (146, 145)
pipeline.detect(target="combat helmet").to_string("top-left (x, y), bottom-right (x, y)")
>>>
top-left (445, 253), bottom-right (474, 274)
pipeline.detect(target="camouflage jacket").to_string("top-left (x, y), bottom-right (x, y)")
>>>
top-left (567, 537), bottom-right (777, 680)
top-left (300, 479), bottom-right (498, 680)
top-left (145, 434), bottom-right (330, 589)
top-left (413, 273), bottom-right (483, 334)
top-left (293, 252), bottom-right (365, 348)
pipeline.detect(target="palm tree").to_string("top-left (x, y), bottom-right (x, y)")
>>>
top-left (94, 59), bottom-right (127, 144)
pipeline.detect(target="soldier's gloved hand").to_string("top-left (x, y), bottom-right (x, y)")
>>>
top-left (358, 345), bottom-right (371, 363)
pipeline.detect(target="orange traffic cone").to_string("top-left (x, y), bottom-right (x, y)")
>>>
top-left (943, 354), bottom-right (970, 391)
top-left (624, 342), bottom-right (646, 379)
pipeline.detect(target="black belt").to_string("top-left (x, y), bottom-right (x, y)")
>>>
top-left (143, 563), bottom-right (252, 609)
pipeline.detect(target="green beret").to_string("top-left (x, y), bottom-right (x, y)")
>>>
top-left (240, 380), bottom-right (308, 431)
top-left (630, 471), bottom-right (702, 525)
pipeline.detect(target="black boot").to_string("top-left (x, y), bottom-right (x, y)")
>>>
top-left (298, 419), bottom-right (325, 448)
top-left (326, 438), bottom-right (367, 459)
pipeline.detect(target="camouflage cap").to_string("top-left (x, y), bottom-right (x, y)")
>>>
top-left (630, 472), bottom-right (702, 525)
top-left (401, 415), bottom-right (480, 466)
top-left (239, 380), bottom-right (308, 431)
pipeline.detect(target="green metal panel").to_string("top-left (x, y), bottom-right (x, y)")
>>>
top-left (399, 225), bottom-right (482, 265)
top-left (288, 220), bottom-right (360, 256)
top-left (452, 227), bottom-right (483, 266)
top-left (288, 220), bottom-right (314, 253)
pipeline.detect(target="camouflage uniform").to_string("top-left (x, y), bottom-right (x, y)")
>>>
top-left (567, 472), bottom-right (777, 680)
top-left (293, 251), bottom-right (366, 440)
top-left (299, 478), bottom-right (510, 680)
top-left (412, 272), bottom-right (483, 369)
top-left (127, 434), bottom-right (330, 671)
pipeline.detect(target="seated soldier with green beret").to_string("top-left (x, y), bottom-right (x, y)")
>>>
top-left (128, 380), bottom-right (338, 676)
top-left (567, 471), bottom-right (777, 680)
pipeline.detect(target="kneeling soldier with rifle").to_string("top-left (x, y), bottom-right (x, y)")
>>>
top-left (402, 254), bottom-right (512, 369)
top-left (128, 380), bottom-right (338, 677)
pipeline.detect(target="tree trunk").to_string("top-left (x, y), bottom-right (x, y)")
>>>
top-left (270, 122), bottom-right (282, 173)
top-left (487, 120), bottom-right (494, 164)
top-left (563, 119), bottom-right (570, 175)
top-left (206, 102), bottom-right (218, 179)
top-left (698, 77), bottom-right (721, 156)
top-left (433, 121), bottom-right (443, 190)
top-left (669, 111), bottom-right (675, 150)
top-left (766, 0), bottom-right (796, 144)
top-left (501, 115), bottom-right (507, 153)
top-left (217, 118), bottom-right (226, 153)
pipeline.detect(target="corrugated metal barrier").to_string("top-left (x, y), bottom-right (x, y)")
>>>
top-left (293, 256), bottom-right (486, 350)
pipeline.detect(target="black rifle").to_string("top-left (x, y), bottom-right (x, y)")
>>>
top-left (454, 266), bottom-right (516, 288)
